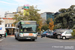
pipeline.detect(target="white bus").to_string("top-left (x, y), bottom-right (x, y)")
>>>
top-left (15, 21), bottom-right (37, 41)
top-left (0, 19), bottom-right (5, 38)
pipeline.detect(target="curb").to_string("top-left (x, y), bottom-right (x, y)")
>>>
top-left (7, 35), bottom-right (14, 37)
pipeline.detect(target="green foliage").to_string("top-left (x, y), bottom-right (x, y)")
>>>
top-left (13, 6), bottom-right (41, 25)
top-left (46, 18), bottom-right (51, 24)
top-left (71, 29), bottom-right (75, 37)
top-left (13, 12), bottom-right (24, 22)
top-left (54, 23), bottom-right (62, 29)
top-left (55, 5), bottom-right (75, 29)
top-left (72, 25), bottom-right (75, 29)
top-left (49, 18), bottom-right (54, 30)
top-left (42, 24), bottom-right (49, 30)
top-left (53, 26), bottom-right (57, 30)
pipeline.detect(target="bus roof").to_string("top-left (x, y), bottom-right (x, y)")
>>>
top-left (16, 21), bottom-right (37, 27)
top-left (20, 21), bottom-right (36, 22)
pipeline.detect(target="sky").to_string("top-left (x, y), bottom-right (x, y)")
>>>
top-left (0, 0), bottom-right (75, 17)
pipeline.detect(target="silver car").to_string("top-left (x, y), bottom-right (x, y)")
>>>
top-left (53, 29), bottom-right (72, 39)
top-left (60, 30), bottom-right (73, 39)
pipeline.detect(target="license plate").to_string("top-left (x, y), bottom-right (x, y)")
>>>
top-left (29, 33), bottom-right (33, 36)
top-left (26, 38), bottom-right (31, 39)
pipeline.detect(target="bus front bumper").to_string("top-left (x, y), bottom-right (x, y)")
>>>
top-left (18, 36), bottom-right (37, 39)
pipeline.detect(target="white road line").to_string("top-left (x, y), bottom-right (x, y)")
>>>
top-left (0, 38), bottom-right (5, 42)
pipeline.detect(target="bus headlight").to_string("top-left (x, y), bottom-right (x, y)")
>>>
top-left (33, 34), bottom-right (37, 37)
top-left (19, 33), bottom-right (23, 37)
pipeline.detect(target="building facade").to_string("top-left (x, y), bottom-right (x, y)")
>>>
top-left (17, 6), bottom-right (24, 13)
top-left (0, 17), bottom-right (16, 35)
top-left (5, 12), bottom-right (16, 35)
top-left (41, 12), bottom-right (54, 20)
top-left (5, 23), bottom-right (15, 35)
top-left (5, 12), bottom-right (16, 18)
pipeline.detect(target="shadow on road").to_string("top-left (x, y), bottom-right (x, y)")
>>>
top-left (46, 37), bottom-right (69, 40)
top-left (15, 39), bottom-right (36, 42)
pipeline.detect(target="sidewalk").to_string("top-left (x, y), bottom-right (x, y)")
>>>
top-left (7, 35), bottom-right (14, 37)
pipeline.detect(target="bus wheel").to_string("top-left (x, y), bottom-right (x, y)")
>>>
top-left (32, 39), bottom-right (35, 41)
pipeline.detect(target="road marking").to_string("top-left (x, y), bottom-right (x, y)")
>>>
top-left (0, 38), bottom-right (5, 42)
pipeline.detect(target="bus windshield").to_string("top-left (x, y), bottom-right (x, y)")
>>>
top-left (20, 24), bottom-right (36, 33)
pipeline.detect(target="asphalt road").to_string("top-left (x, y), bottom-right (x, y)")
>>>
top-left (0, 36), bottom-right (75, 50)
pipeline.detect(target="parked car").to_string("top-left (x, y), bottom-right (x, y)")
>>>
top-left (41, 31), bottom-right (48, 38)
top-left (37, 32), bottom-right (40, 36)
top-left (46, 32), bottom-right (51, 37)
top-left (46, 31), bottom-right (54, 38)
top-left (53, 29), bottom-right (70, 39)
top-left (60, 30), bottom-right (73, 39)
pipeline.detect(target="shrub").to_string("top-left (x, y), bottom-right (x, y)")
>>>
top-left (49, 18), bottom-right (54, 30)
top-left (71, 29), bottom-right (75, 37)
top-left (42, 24), bottom-right (49, 30)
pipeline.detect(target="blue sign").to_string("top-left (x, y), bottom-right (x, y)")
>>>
top-left (0, 27), bottom-right (2, 30)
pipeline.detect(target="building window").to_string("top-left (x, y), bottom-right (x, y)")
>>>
top-left (5, 24), bottom-right (7, 27)
top-left (8, 24), bottom-right (10, 27)
top-left (10, 24), bottom-right (12, 27)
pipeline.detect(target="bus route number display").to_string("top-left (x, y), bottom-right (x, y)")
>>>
top-left (21, 22), bottom-right (36, 25)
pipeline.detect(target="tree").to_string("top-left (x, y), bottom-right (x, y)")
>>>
top-left (13, 6), bottom-right (42, 25)
top-left (28, 6), bottom-right (41, 21)
top-left (55, 5), bottom-right (75, 28)
top-left (13, 12), bottom-right (23, 24)
top-left (38, 20), bottom-right (42, 32)
top-left (46, 18), bottom-right (51, 24)
top-left (71, 29), bottom-right (75, 37)
top-left (49, 18), bottom-right (54, 30)
top-left (42, 24), bottom-right (49, 30)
